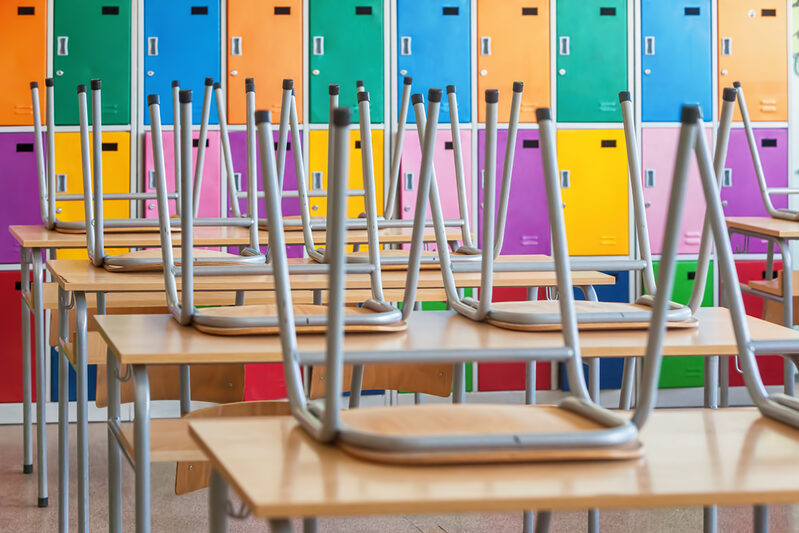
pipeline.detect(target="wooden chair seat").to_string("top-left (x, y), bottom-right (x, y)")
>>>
top-left (345, 249), bottom-right (447, 270)
top-left (53, 225), bottom-right (165, 234)
top-left (486, 300), bottom-right (698, 332)
top-left (193, 304), bottom-right (407, 335)
top-left (103, 248), bottom-right (244, 272)
top-left (338, 404), bottom-right (643, 465)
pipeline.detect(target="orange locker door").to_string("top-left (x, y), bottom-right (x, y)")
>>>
top-left (0, 1), bottom-right (47, 125)
top-left (718, 1), bottom-right (787, 121)
top-left (227, 0), bottom-right (302, 124)
top-left (477, 1), bottom-right (548, 123)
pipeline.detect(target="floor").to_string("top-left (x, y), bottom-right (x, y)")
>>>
top-left (1, 423), bottom-right (798, 532)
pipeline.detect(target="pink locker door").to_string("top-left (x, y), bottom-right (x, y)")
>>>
top-left (143, 131), bottom-right (221, 218)
top-left (399, 129), bottom-right (472, 250)
top-left (477, 129), bottom-right (550, 255)
top-left (0, 133), bottom-right (44, 263)
top-left (641, 127), bottom-right (711, 254)
top-left (722, 128), bottom-right (788, 253)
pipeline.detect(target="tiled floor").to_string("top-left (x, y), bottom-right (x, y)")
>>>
top-left (1, 422), bottom-right (798, 532)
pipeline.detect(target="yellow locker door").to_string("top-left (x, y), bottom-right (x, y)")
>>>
top-left (307, 129), bottom-right (384, 218)
top-left (718, 1), bottom-right (787, 121)
top-left (557, 129), bottom-right (628, 256)
top-left (477, 1), bottom-right (548, 123)
top-left (54, 132), bottom-right (130, 259)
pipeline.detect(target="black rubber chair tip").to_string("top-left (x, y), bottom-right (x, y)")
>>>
top-left (30, 81), bottom-right (38, 89)
top-left (404, 76), bottom-right (413, 85)
top-left (446, 85), bottom-right (456, 94)
top-left (357, 91), bottom-right (369, 102)
top-left (428, 88), bottom-right (442, 103)
top-left (723, 87), bottom-right (737, 102)
top-left (681, 105), bottom-right (701, 124)
top-left (90, 79), bottom-right (102, 90)
top-left (255, 110), bottom-right (271, 124)
top-left (485, 89), bottom-right (499, 104)
top-left (618, 91), bottom-right (631, 102)
top-left (245, 80), bottom-right (255, 92)
top-left (513, 81), bottom-right (524, 92)
top-left (213, 83), bottom-right (222, 90)
top-left (171, 80), bottom-right (180, 88)
top-left (179, 89), bottom-right (192, 103)
top-left (535, 108), bottom-right (552, 122)
top-left (333, 107), bottom-right (351, 127)
top-left (356, 80), bottom-right (364, 88)
top-left (411, 93), bottom-right (423, 105)
top-left (245, 77), bottom-right (254, 84)
top-left (147, 94), bottom-right (159, 106)
top-left (23, 464), bottom-right (33, 474)
top-left (45, 78), bottom-right (54, 87)
top-left (205, 77), bottom-right (214, 86)
top-left (328, 84), bottom-right (339, 96)
top-left (283, 79), bottom-right (294, 90)
top-left (77, 84), bottom-right (87, 94)
top-left (38, 497), bottom-right (48, 508)
top-left (733, 81), bottom-right (741, 88)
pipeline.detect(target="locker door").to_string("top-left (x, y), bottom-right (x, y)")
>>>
top-left (722, 128), bottom-right (787, 253)
top-left (143, 131), bottom-right (221, 218)
top-left (476, 130), bottom-right (549, 255)
top-left (0, 1), bottom-right (46, 125)
top-left (641, 1), bottom-right (712, 122)
top-left (309, 0), bottom-right (384, 124)
top-left (0, 134), bottom-right (44, 263)
top-left (53, 0), bottom-right (131, 125)
top-left (557, 129), bottom-right (628, 256)
top-left (307, 129), bottom-right (384, 218)
top-left (718, 1), bottom-right (787, 121)
top-left (477, 1), bottom-right (548, 123)
top-left (0, 273), bottom-right (36, 403)
top-left (397, 0), bottom-right (470, 124)
top-left (144, 0), bottom-right (220, 125)
top-left (227, 0), bottom-right (302, 124)
top-left (556, 0), bottom-right (627, 123)
top-left (641, 128), bottom-right (710, 254)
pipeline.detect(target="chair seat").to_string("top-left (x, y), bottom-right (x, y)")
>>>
top-left (486, 300), bottom-right (698, 332)
top-left (338, 404), bottom-right (643, 464)
top-left (103, 248), bottom-right (245, 272)
top-left (53, 224), bottom-right (166, 234)
top-left (193, 304), bottom-right (407, 335)
top-left (346, 249), bottom-right (443, 270)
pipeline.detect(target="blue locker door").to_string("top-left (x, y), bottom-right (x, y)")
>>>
top-left (641, 1), bottom-right (712, 122)
top-left (144, 0), bottom-right (220, 125)
top-left (397, 0), bottom-right (470, 123)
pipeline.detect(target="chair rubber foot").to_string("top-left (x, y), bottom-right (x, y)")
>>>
top-left (38, 497), bottom-right (48, 508)
top-left (23, 464), bottom-right (33, 474)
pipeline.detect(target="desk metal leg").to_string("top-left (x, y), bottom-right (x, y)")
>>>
top-left (74, 292), bottom-right (89, 532)
top-left (58, 287), bottom-right (69, 533)
top-left (754, 505), bottom-right (769, 533)
top-left (133, 365), bottom-right (151, 533)
top-left (719, 356), bottom-right (730, 408)
top-left (107, 350), bottom-right (122, 533)
top-left (179, 365), bottom-right (191, 416)
top-left (302, 518), bottom-right (318, 533)
top-left (20, 248), bottom-right (33, 477)
top-left (535, 511), bottom-right (552, 533)
top-left (349, 365), bottom-right (364, 408)
top-left (619, 358), bottom-right (635, 409)
top-left (269, 519), bottom-right (292, 533)
top-left (32, 248), bottom-right (47, 507)
top-left (703, 506), bottom-right (717, 533)
top-left (583, 285), bottom-right (599, 533)
top-left (209, 469), bottom-right (228, 533)
top-left (453, 363), bottom-right (466, 404)
top-left (778, 238), bottom-right (795, 397)
top-left (703, 355), bottom-right (718, 533)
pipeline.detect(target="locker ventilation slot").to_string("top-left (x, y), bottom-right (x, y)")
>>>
top-left (722, 169), bottom-right (732, 187)
top-left (101, 6), bottom-right (119, 15)
top-left (147, 37), bottom-right (158, 56)
top-left (191, 6), bottom-right (209, 15)
top-left (560, 170), bottom-right (570, 188)
top-left (762, 9), bottom-right (776, 16)
top-left (355, 6), bottom-right (372, 15)
top-left (684, 7), bottom-right (700, 15)
top-left (480, 37), bottom-right (491, 56)
top-left (274, 141), bottom-right (291, 151)
top-left (233, 173), bottom-right (242, 192)
top-left (192, 139), bottom-right (209, 148)
top-left (313, 37), bottom-right (324, 55)
top-left (522, 139), bottom-right (539, 148)
top-left (687, 271), bottom-right (696, 280)
top-left (644, 36), bottom-right (655, 55)
top-left (102, 142), bottom-right (118, 152)
top-left (645, 169), bottom-right (655, 188)
top-left (761, 138), bottom-right (778, 147)
top-left (17, 6), bottom-right (35, 15)
top-left (404, 172), bottom-right (414, 190)
top-left (231, 37), bottom-right (242, 56)
top-left (443, 7), bottom-right (459, 15)
top-left (522, 7), bottom-right (538, 15)
top-left (15, 143), bottom-right (34, 152)
top-left (354, 140), bottom-right (361, 149)
top-left (56, 174), bottom-right (67, 193)
top-left (274, 6), bottom-right (290, 15)
top-left (600, 140), bottom-right (616, 148)
top-left (445, 141), bottom-right (454, 150)
top-left (312, 172), bottom-right (323, 190)
top-left (599, 7), bottom-right (616, 16)
top-left (148, 170), bottom-right (156, 190)
top-left (721, 38), bottom-right (732, 56)
top-left (401, 36), bottom-right (412, 55)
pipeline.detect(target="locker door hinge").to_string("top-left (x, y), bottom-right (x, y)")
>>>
top-left (57, 36), bottom-right (68, 56)
top-left (147, 37), bottom-right (158, 56)
top-left (480, 37), bottom-right (491, 56)
top-left (312, 36), bottom-right (324, 55)
top-left (231, 37), bottom-right (242, 56)
top-left (400, 36), bottom-right (412, 56)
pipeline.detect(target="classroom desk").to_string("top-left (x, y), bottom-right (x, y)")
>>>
top-left (94, 307), bottom-right (799, 533)
top-left (188, 407), bottom-right (799, 533)
top-left (50, 257), bottom-right (612, 533)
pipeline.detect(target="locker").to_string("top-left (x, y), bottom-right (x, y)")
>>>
top-left (227, 0), bottom-right (302, 124)
top-left (641, 0), bottom-right (712, 122)
top-left (0, 133), bottom-right (45, 263)
top-left (309, 0), bottom-right (384, 123)
top-left (718, 1), bottom-right (788, 121)
top-left (54, 131), bottom-right (130, 260)
top-left (53, 0), bottom-right (131, 125)
top-left (307, 129), bottom-right (384, 218)
top-left (144, 0), bottom-right (220, 125)
top-left (557, 129), bottom-right (628, 256)
top-left (641, 128), bottom-right (712, 255)
top-left (0, 272), bottom-right (36, 403)
top-left (652, 260), bottom-right (713, 388)
top-left (143, 131), bottom-right (221, 219)
top-left (477, 0), bottom-right (549, 123)
top-left (50, 348), bottom-right (97, 402)
top-left (397, 0), bottom-right (470, 124)
top-left (476, 129), bottom-right (550, 255)
top-left (722, 128), bottom-right (787, 253)
top-left (556, 0), bottom-right (627, 122)
top-left (0, 1), bottom-right (47, 125)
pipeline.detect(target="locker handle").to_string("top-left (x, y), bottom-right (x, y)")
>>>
top-left (56, 174), bottom-right (67, 193)
top-left (559, 36), bottom-right (569, 56)
top-left (231, 36), bottom-right (242, 56)
top-left (400, 36), bottom-right (412, 56)
top-left (404, 172), bottom-right (414, 191)
top-left (57, 36), bottom-right (68, 56)
top-left (147, 37), bottom-right (158, 56)
top-left (313, 36), bottom-right (324, 56)
top-left (644, 36), bottom-right (655, 55)
top-left (721, 37), bottom-right (732, 56)
top-left (148, 170), bottom-right (156, 190)
top-left (560, 170), bottom-right (570, 188)
top-left (687, 271), bottom-right (696, 280)
top-left (233, 172), bottom-right (242, 192)
top-left (312, 171), bottom-right (323, 190)
top-left (645, 169), bottom-right (655, 188)
top-left (722, 168), bottom-right (732, 187)
top-left (480, 37), bottom-right (491, 56)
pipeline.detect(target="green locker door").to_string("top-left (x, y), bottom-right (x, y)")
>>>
top-left (53, 0), bottom-right (131, 125)
top-left (309, 0), bottom-right (383, 124)
top-left (556, 0), bottom-right (627, 122)
top-left (652, 260), bottom-right (714, 388)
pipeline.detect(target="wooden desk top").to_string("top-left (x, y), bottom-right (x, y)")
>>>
top-left (94, 307), bottom-right (799, 366)
top-left (188, 407), bottom-right (799, 517)
top-left (726, 217), bottom-right (799, 239)
top-left (46, 257), bottom-right (615, 293)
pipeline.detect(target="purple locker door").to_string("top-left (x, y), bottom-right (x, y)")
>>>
top-left (0, 133), bottom-right (44, 263)
top-left (641, 128), bottom-right (710, 254)
top-left (723, 128), bottom-right (788, 253)
top-left (399, 129), bottom-right (472, 250)
top-left (477, 129), bottom-right (550, 255)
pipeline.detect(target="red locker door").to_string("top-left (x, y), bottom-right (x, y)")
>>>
top-left (0, 272), bottom-right (36, 402)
